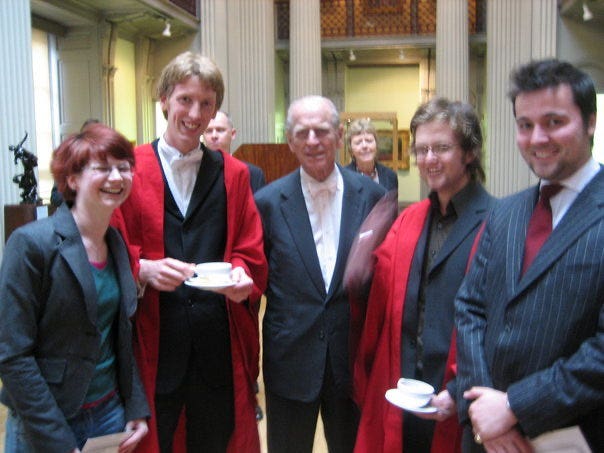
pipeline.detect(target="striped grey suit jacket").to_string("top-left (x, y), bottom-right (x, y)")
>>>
top-left (455, 167), bottom-right (604, 450)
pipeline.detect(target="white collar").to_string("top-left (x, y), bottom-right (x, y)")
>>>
top-left (541, 157), bottom-right (600, 194)
top-left (300, 166), bottom-right (342, 194)
top-left (158, 135), bottom-right (203, 164)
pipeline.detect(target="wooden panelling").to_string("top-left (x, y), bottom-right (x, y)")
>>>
top-left (234, 144), bottom-right (300, 184)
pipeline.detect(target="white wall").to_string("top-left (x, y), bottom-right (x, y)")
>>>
top-left (345, 65), bottom-right (422, 203)
top-left (114, 38), bottom-right (137, 143)
top-left (32, 28), bottom-right (54, 203)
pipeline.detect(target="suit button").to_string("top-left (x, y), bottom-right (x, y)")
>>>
top-left (188, 299), bottom-right (194, 307)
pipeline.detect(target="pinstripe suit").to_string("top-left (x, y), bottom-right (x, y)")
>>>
top-left (455, 167), bottom-right (604, 451)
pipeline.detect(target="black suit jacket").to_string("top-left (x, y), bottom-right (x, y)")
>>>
top-left (0, 204), bottom-right (149, 452)
top-left (205, 144), bottom-right (266, 193)
top-left (255, 166), bottom-right (386, 402)
top-left (345, 161), bottom-right (398, 193)
top-left (155, 145), bottom-right (232, 393)
top-left (401, 182), bottom-right (494, 396)
top-left (246, 162), bottom-right (266, 193)
top-left (456, 168), bottom-right (604, 450)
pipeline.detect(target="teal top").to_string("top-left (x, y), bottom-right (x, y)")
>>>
top-left (84, 257), bottom-right (120, 404)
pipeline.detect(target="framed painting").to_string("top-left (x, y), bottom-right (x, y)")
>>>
top-left (376, 129), bottom-right (410, 170)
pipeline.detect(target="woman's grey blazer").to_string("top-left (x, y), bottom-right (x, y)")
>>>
top-left (0, 204), bottom-right (149, 452)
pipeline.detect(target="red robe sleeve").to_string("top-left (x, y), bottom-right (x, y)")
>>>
top-left (222, 151), bottom-right (268, 453)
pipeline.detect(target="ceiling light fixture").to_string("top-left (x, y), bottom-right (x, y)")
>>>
top-left (349, 49), bottom-right (356, 62)
top-left (162, 19), bottom-right (172, 37)
top-left (583, 2), bottom-right (593, 21)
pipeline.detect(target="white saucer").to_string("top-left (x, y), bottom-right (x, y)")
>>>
top-left (385, 389), bottom-right (438, 414)
top-left (184, 278), bottom-right (235, 290)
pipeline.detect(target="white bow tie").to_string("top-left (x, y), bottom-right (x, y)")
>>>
top-left (308, 178), bottom-right (337, 198)
top-left (170, 149), bottom-right (203, 169)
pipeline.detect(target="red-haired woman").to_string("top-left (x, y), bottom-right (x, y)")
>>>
top-left (0, 123), bottom-right (149, 453)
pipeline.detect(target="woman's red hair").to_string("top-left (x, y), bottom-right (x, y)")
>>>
top-left (51, 123), bottom-right (134, 203)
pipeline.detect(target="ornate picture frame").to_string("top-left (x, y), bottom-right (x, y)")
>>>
top-left (376, 129), bottom-right (410, 170)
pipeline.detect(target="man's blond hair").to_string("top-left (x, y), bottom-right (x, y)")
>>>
top-left (156, 51), bottom-right (224, 118)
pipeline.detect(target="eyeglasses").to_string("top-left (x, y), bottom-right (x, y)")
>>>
top-left (87, 164), bottom-right (132, 176)
top-left (412, 143), bottom-right (457, 158)
top-left (293, 127), bottom-right (332, 141)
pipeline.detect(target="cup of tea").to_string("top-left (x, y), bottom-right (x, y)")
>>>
top-left (193, 262), bottom-right (232, 284)
top-left (396, 378), bottom-right (434, 407)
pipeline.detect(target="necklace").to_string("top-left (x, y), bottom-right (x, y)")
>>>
top-left (357, 165), bottom-right (377, 179)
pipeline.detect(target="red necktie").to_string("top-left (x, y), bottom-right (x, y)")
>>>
top-left (522, 184), bottom-right (563, 275)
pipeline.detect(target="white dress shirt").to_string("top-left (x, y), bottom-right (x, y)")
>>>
top-left (157, 136), bottom-right (204, 217)
top-left (544, 157), bottom-right (600, 229)
top-left (300, 166), bottom-right (344, 292)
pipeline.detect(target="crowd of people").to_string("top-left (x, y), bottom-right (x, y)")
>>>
top-left (0, 50), bottom-right (601, 453)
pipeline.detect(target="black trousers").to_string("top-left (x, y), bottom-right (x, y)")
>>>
top-left (265, 358), bottom-right (359, 453)
top-left (403, 410), bottom-right (436, 452)
top-left (155, 375), bottom-right (234, 453)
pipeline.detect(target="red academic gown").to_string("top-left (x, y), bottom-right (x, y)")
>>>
top-left (353, 200), bottom-right (461, 453)
top-left (111, 144), bottom-right (267, 453)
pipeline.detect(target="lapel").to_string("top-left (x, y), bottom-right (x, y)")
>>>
top-left (185, 147), bottom-right (222, 221)
top-left (53, 204), bottom-right (98, 325)
top-left (279, 170), bottom-right (327, 296)
top-left (149, 142), bottom-right (181, 220)
top-left (507, 186), bottom-right (538, 297)
top-left (328, 167), bottom-right (365, 298)
top-left (106, 227), bottom-right (137, 318)
top-left (429, 183), bottom-right (490, 274)
top-left (514, 169), bottom-right (604, 297)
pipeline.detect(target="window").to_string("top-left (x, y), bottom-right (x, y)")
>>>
top-left (31, 28), bottom-right (58, 204)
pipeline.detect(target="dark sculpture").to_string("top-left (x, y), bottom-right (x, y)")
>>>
top-left (9, 132), bottom-right (42, 205)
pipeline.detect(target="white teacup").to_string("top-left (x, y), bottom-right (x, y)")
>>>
top-left (396, 378), bottom-right (434, 407)
top-left (193, 262), bottom-right (232, 283)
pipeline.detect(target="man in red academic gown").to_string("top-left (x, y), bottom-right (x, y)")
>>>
top-left (353, 98), bottom-right (494, 453)
top-left (112, 51), bottom-right (267, 453)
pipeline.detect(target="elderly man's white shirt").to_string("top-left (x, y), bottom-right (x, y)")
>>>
top-left (300, 166), bottom-right (343, 292)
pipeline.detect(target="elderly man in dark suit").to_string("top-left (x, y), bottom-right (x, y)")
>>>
top-left (255, 95), bottom-right (386, 453)
top-left (455, 59), bottom-right (604, 452)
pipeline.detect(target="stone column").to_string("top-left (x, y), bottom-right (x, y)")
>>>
top-left (436, 0), bottom-right (469, 102)
top-left (101, 21), bottom-right (118, 127)
top-left (0, 0), bottom-right (36, 245)
top-left (486, 0), bottom-right (557, 197)
top-left (200, 0), bottom-right (275, 148)
top-left (136, 37), bottom-right (155, 145)
top-left (289, 0), bottom-right (322, 100)
top-left (199, 0), bottom-right (229, 100)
